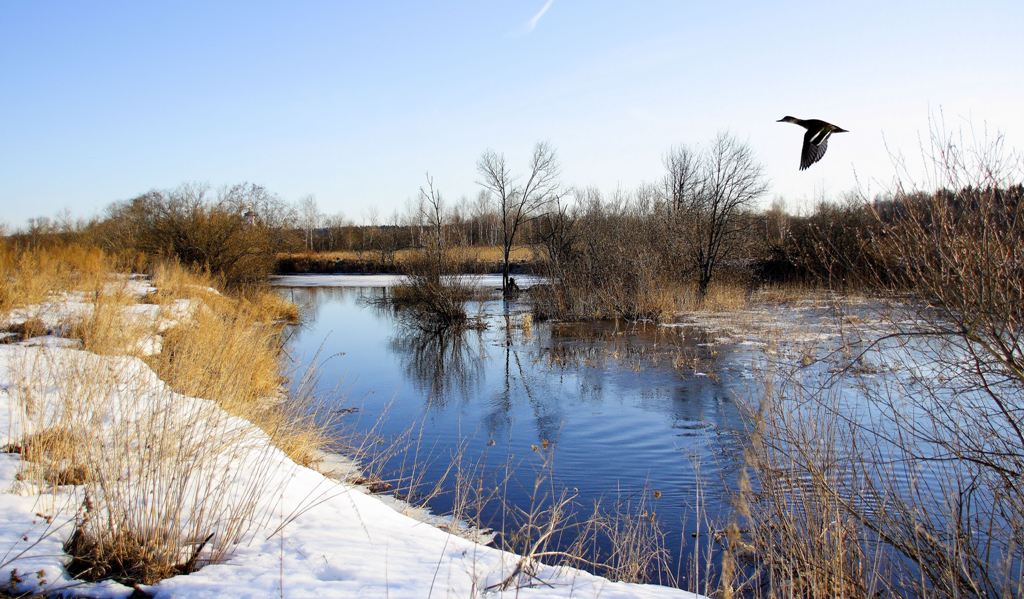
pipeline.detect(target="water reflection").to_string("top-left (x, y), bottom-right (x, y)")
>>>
top-left (388, 324), bottom-right (486, 406)
top-left (278, 281), bottom-right (753, 575)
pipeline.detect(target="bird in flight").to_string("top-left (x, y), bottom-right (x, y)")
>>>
top-left (777, 116), bottom-right (848, 170)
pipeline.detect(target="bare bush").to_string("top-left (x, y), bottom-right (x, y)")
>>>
top-left (92, 183), bottom-right (296, 288)
top-left (386, 175), bottom-right (477, 332)
top-left (533, 188), bottom-right (681, 321)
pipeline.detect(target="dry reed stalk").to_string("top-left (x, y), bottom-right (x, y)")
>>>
top-left (0, 244), bottom-right (111, 315)
top-left (676, 281), bottom-right (750, 313)
top-left (147, 297), bottom-right (327, 468)
top-left (4, 248), bottom-right (329, 587)
top-left (7, 347), bottom-right (283, 586)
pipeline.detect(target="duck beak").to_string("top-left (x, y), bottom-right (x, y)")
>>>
top-left (836, 127), bottom-right (849, 133)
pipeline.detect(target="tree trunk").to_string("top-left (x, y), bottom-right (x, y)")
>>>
top-left (502, 245), bottom-right (511, 296)
top-left (697, 269), bottom-right (711, 299)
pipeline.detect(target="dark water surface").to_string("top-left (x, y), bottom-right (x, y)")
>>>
top-left (277, 275), bottom-right (759, 580)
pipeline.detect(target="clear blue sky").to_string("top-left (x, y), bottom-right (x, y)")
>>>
top-left (2, 1), bottom-right (1022, 227)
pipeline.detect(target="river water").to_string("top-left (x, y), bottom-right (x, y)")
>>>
top-left (274, 274), bottom-right (770, 583)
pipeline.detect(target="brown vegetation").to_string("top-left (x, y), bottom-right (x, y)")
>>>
top-left (1, 244), bottom-right (326, 587)
top-left (277, 244), bottom-right (541, 274)
top-left (89, 183), bottom-right (296, 289)
top-left (725, 130), bottom-right (1024, 597)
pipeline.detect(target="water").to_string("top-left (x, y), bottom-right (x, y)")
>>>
top-left (275, 275), bottom-right (763, 581)
top-left (274, 277), bottom-right (1019, 591)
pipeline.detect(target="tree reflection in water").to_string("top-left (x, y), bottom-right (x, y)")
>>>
top-left (388, 322), bottom-right (486, 407)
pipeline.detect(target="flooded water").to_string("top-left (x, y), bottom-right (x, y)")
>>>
top-left (275, 276), bottom-right (762, 577)
top-left (273, 275), bottom-right (1017, 591)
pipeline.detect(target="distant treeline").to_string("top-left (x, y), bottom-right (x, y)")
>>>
top-left (6, 173), bottom-right (1021, 296)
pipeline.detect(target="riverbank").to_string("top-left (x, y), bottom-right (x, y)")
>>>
top-left (0, 249), bottom-right (697, 598)
top-left (277, 245), bottom-right (542, 275)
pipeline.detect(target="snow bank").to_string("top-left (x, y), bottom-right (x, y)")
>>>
top-left (1, 308), bottom-right (696, 598)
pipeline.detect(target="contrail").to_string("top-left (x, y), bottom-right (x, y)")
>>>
top-left (525, 0), bottom-right (555, 32)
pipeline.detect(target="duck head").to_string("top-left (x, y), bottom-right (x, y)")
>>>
top-left (777, 116), bottom-right (800, 124)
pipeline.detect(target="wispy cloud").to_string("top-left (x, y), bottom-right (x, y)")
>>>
top-left (524, 0), bottom-right (555, 34)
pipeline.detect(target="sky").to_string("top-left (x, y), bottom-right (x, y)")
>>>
top-left (2, 1), bottom-right (1022, 227)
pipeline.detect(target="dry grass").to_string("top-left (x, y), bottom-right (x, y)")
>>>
top-left (3, 427), bottom-right (95, 487)
top-left (0, 318), bottom-right (49, 343)
top-left (143, 260), bottom-right (224, 308)
top-left (726, 372), bottom-right (887, 598)
top-left (144, 264), bottom-right (326, 467)
top-left (8, 348), bottom-right (283, 586)
top-left (3, 244), bottom-right (326, 586)
top-left (282, 244), bottom-right (539, 266)
top-left (535, 279), bottom-right (753, 322)
top-left (242, 290), bottom-right (301, 324)
top-left (753, 282), bottom-right (822, 305)
top-left (572, 489), bottom-right (675, 586)
top-left (148, 261), bottom-right (299, 323)
top-left (0, 242), bottom-right (110, 314)
top-left (70, 283), bottom-right (151, 357)
top-left (675, 281), bottom-right (750, 313)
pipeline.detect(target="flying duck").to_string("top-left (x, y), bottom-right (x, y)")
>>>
top-left (777, 116), bottom-right (848, 170)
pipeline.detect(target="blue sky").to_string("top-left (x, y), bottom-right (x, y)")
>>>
top-left (2, 1), bottom-right (1022, 227)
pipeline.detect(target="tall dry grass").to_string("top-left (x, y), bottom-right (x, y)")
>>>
top-left (724, 128), bottom-right (1024, 598)
top-left (7, 348), bottom-right (283, 586)
top-left (3, 245), bottom-right (326, 586)
top-left (141, 262), bottom-right (325, 467)
top-left (0, 242), bottom-right (110, 315)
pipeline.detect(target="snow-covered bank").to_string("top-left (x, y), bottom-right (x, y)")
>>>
top-left (1, 287), bottom-right (697, 598)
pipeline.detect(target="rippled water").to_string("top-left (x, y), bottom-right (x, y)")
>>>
top-left (275, 277), bottom-right (1016, 590)
top-left (276, 276), bottom-right (768, 579)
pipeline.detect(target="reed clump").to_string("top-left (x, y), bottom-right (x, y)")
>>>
top-left (150, 308), bottom-right (324, 467)
top-left (0, 242), bottom-right (111, 314)
top-left (386, 253), bottom-right (477, 332)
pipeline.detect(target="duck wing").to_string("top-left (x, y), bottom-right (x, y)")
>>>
top-left (800, 128), bottom-right (831, 170)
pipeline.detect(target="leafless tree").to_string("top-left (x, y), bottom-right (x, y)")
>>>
top-left (671, 134), bottom-right (768, 297)
top-left (477, 142), bottom-right (561, 295)
top-left (538, 187), bottom-right (581, 273)
top-left (318, 212), bottom-right (347, 251)
top-left (418, 172), bottom-right (446, 281)
top-left (662, 145), bottom-right (702, 212)
top-left (297, 194), bottom-right (321, 252)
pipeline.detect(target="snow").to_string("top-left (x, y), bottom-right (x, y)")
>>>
top-left (1, 283), bottom-right (196, 357)
top-left (1, 286), bottom-right (698, 598)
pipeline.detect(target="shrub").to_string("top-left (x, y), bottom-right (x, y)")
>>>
top-left (92, 183), bottom-right (297, 289)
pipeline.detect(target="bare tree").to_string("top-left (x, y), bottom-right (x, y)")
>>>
top-left (322, 212), bottom-right (350, 251)
top-left (672, 134), bottom-right (768, 298)
top-left (662, 145), bottom-right (702, 212)
top-left (418, 172), bottom-right (446, 282)
top-left (297, 194), bottom-right (321, 252)
top-left (468, 190), bottom-right (498, 246)
top-left (477, 142), bottom-right (561, 295)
